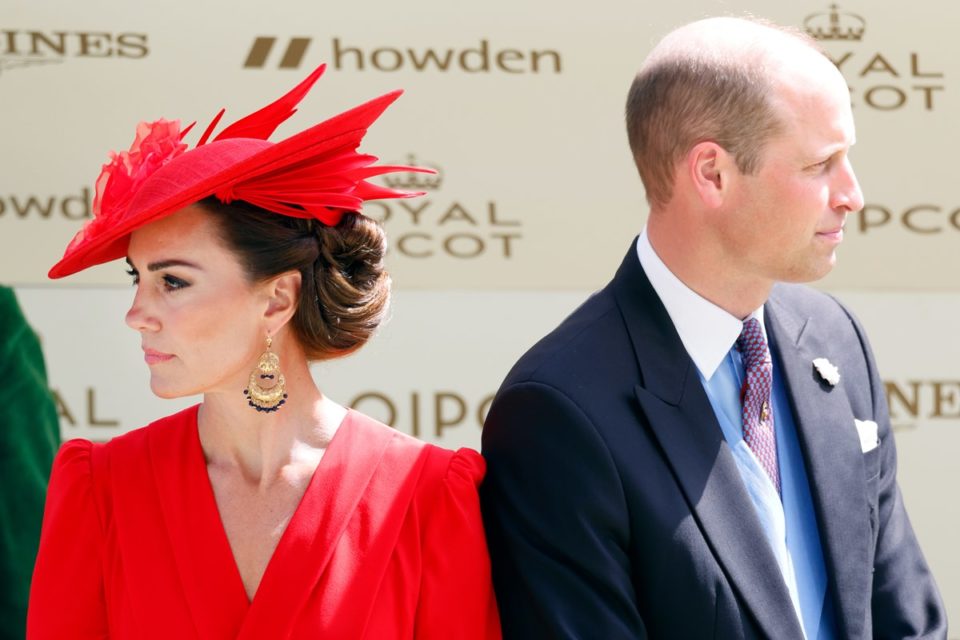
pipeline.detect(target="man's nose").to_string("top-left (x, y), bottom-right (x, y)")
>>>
top-left (831, 158), bottom-right (864, 214)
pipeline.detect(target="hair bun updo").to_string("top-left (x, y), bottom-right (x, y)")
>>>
top-left (199, 197), bottom-right (391, 361)
top-left (303, 212), bottom-right (391, 359)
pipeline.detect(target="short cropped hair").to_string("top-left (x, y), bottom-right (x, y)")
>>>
top-left (625, 22), bottom-right (818, 208)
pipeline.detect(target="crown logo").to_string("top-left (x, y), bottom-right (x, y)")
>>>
top-left (804, 4), bottom-right (866, 41)
top-left (383, 154), bottom-right (443, 191)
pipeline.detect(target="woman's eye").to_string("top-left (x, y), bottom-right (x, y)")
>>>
top-left (162, 274), bottom-right (190, 291)
top-left (125, 268), bottom-right (139, 285)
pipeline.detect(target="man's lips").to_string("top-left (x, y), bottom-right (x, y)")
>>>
top-left (143, 348), bottom-right (174, 365)
top-left (817, 226), bottom-right (844, 242)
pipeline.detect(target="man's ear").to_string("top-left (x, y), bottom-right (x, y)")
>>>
top-left (263, 270), bottom-right (302, 333)
top-left (686, 141), bottom-right (735, 209)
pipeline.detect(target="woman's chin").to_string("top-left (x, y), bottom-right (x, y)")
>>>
top-left (149, 378), bottom-right (195, 400)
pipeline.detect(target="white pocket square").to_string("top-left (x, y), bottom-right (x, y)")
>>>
top-left (854, 419), bottom-right (880, 453)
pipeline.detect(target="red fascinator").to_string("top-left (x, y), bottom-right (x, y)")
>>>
top-left (49, 65), bottom-right (431, 279)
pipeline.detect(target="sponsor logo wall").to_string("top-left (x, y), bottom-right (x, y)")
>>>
top-left (5, 1), bottom-right (956, 290)
top-left (3, 0), bottom-right (957, 627)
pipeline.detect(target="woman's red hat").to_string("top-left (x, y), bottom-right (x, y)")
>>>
top-left (49, 65), bottom-right (431, 279)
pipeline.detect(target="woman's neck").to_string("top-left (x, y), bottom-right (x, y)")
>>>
top-left (196, 356), bottom-right (346, 490)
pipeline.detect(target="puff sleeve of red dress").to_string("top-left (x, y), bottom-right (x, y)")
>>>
top-left (413, 447), bottom-right (501, 640)
top-left (28, 439), bottom-right (109, 639)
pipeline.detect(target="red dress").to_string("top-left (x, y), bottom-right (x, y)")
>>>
top-left (28, 405), bottom-right (501, 639)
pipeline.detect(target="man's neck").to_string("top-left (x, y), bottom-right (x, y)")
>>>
top-left (646, 214), bottom-right (772, 320)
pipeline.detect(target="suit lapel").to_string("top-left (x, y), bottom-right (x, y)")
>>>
top-left (613, 243), bottom-right (805, 640)
top-left (765, 293), bottom-right (872, 640)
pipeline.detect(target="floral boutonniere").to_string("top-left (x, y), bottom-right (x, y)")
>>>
top-left (812, 357), bottom-right (840, 386)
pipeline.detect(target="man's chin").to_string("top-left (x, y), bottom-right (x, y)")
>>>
top-left (780, 255), bottom-right (838, 284)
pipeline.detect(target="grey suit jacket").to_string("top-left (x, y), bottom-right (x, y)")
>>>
top-left (480, 238), bottom-right (946, 639)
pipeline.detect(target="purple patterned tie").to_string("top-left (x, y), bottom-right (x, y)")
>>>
top-left (737, 318), bottom-right (781, 495)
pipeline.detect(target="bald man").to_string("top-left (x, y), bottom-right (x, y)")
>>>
top-left (480, 17), bottom-right (946, 640)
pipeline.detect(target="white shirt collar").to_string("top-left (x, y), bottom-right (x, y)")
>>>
top-left (636, 230), bottom-right (766, 381)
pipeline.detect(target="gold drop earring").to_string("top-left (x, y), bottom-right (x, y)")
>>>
top-left (243, 336), bottom-right (287, 412)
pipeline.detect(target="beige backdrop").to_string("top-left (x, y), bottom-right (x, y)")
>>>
top-left (3, 0), bottom-right (957, 630)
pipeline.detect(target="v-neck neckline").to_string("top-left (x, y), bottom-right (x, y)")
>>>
top-left (145, 405), bottom-right (359, 638)
top-left (143, 404), bottom-right (420, 638)
top-left (192, 407), bottom-right (355, 608)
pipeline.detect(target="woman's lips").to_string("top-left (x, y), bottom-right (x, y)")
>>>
top-left (143, 349), bottom-right (174, 365)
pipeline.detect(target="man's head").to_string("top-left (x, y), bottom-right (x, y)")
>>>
top-left (627, 17), bottom-right (864, 302)
top-left (627, 17), bottom-right (820, 209)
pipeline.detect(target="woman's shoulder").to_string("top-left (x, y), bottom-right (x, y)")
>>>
top-left (45, 438), bottom-right (109, 529)
top-left (98, 403), bottom-right (200, 452)
top-left (49, 405), bottom-right (202, 524)
top-left (53, 404), bottom-right (200, 481)
top-left (51, 438), bottom-right (98, 478)
top-left (345, 408), bottom-right (485, 487)
top-left (418, 442), bottom-right (486, 491)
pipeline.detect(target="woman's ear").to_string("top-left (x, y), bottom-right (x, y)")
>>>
top-left (263, 270), bottom-right (302, 333)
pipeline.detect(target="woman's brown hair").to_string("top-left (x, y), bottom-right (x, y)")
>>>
top-left (198, 196), bottom-right (390, 360)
